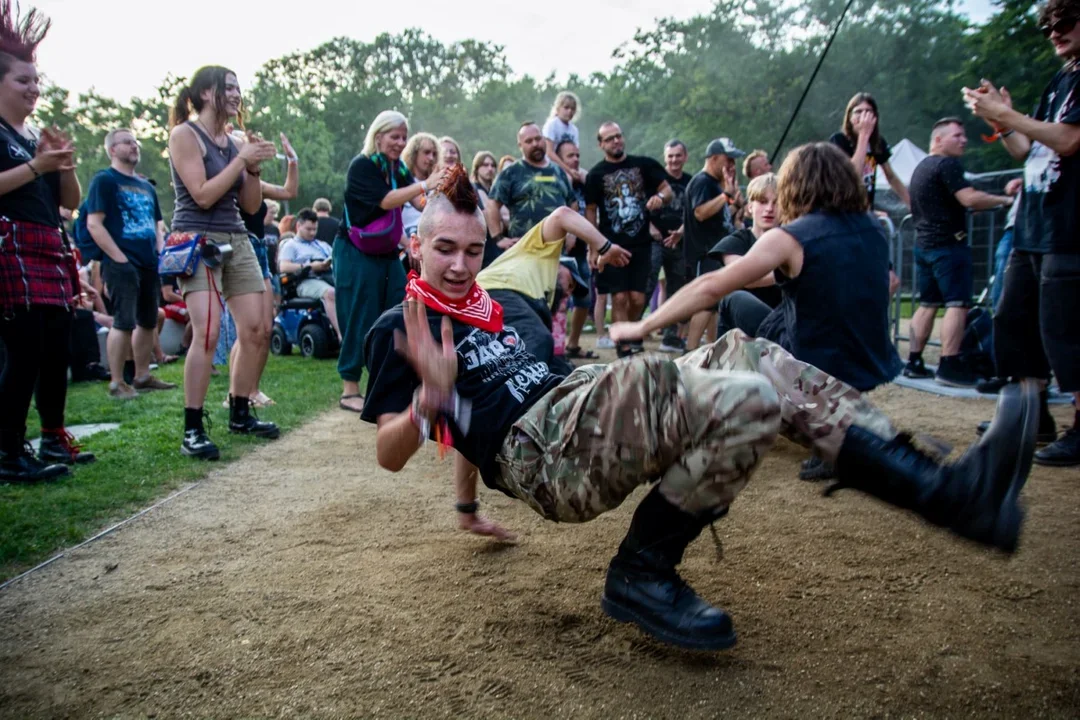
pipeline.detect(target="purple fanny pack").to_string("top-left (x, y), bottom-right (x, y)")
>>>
top-left (346, 207), bottom-right (403, 255)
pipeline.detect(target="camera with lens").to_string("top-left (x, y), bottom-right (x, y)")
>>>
top-left (201, 242), bottom-right (233, 268)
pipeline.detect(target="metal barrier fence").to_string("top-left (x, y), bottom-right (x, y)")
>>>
top-left (889, 168), bottom-right (1022, 349)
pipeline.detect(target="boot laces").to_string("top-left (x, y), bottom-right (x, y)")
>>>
top-left (46, 428), bottom-right (83, 461)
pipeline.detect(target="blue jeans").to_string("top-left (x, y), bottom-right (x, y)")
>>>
top-left (990, 228), bottom-right (1013, 310)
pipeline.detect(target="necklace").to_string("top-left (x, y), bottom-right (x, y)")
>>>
top-left (195, 119), bottom-right (229, 158)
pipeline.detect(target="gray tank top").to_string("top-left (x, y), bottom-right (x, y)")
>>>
top-left (170, 122), bottom-right (246, 233)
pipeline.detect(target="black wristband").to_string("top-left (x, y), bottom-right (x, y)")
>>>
top-left (455, 501), bottom-right (479, 514)
top-left (598, 240), bottom-right (612, 256)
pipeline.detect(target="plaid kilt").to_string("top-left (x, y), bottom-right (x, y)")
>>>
top-left (0, 218), bottom-right (77, 312)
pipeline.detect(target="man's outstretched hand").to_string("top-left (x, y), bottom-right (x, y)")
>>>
top-left (609, 320), bottom-right (647, 343)
top-left (395, 300), bottom-right (458, 411)
top-left (459, 512), bottom-right (517, 542)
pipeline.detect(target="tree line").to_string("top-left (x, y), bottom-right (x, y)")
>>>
top-left (36, 0), bottom-right (1053, 223)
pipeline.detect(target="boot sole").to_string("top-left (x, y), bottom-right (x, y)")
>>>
top-left (181, 445), bottom-right (220, 461)
top-left (0, 467), bottom-right (70, 483)
top-left (229, 427), bottom-right (280, 439)
top-left (983, 380), bottom-right (1040, 553)
top-left (600, 594), bottom-right (737, 651)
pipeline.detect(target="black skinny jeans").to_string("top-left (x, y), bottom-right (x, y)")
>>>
top-left (0, 306), bottom-right (72, 439)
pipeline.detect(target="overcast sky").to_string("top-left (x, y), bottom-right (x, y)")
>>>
top-left (34, 0), bottom-right (998, 102)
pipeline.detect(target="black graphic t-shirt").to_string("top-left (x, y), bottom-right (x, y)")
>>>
top-left (490, 160), bottom-right (575, 239)
top-left (909, 155), bottom-right (971, 250)
top-left (829, 132), bottom-right (892, 208)
top-left (652, 171), bottom-right (690, 236)
top-left (0, 120), bottom-right (62, 227)
top-left (1017, 65), bottom-right (1080, 254)
top-left (683, 170), bottom-right (734, 262)
top-left (585, 155), bottom-right (667, 250)
top-left (361, 304), bottom-right (564, 489)
top-left (708, 227), bottom-right (782, 308)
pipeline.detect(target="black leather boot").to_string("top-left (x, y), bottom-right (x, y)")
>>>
top-left (601, 486), bottom-right (736, 650)
top-left (834, 380), bottom-right (1038, 553)
top-left (976, 388), bottom-right (1057, 444)
top-left (228, 395), bottom-right (280, 439)
top-left (0, 430), bottom-right (69, 483)
top-left (38, 429), bottom-right (97, 465)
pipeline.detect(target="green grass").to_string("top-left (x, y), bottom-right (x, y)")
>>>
top-left (1, 354), bottom-right (351, 582)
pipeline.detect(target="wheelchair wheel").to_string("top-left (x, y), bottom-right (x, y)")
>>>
top-left (270, 325), bottom-right (291, 356)
top-left (299, 324), bottom-right (330, 358)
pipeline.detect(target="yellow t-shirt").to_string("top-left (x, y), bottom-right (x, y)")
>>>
top-left (476, 219), bottom-right (565, 305)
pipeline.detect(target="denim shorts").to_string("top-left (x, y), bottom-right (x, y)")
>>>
top-left (915, 244), bottom-right (973, 308)
top-left (568, 255), bottom-right (595, 310)
top-left (251, 235), bottom-right (272, 280)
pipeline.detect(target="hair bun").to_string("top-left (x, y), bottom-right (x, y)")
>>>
top-left (437, 164), bottom-right (479, 214)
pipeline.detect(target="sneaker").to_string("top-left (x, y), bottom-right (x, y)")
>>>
top-left (658, 337), bottom-right (686, 354)
top-left (181, 428), bottom-right (220, 460)
top-left (1034, 426), bottom-right (1080, 467)
top-left (38, 429), bottom-right (96, 465)
top-left (616, 343), bottom-right (646, 359)
top-left (1, 442), bottom-right (69, 483)
top-left (596, 336), bottom-right (616, 350)
top-left (109, 381), bottom-right (139, 400)
top-left (935, 359), bottom-right (978, 388)
top-left (902, 358), bottom-right (933, 379)
top-left (976, 377), bottom-right (1009, 395)
top-left (133, 374), bottom-right (177, 392)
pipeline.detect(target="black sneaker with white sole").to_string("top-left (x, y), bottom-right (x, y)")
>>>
top-left (181, 429), bottom-right (220, 460)
top-left (902, 357), bottom-right (933, 379)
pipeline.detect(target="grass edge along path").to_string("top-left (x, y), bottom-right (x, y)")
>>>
top-left (0, 354), bottom-right (352, 582)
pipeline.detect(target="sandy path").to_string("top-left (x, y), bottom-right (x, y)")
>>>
top-left (1, 383), bottom-right (1078, 718)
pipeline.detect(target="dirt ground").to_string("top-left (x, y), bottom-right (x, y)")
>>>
top-left (1, 341), bottom-right (1078, 719)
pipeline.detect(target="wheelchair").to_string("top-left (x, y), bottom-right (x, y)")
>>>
top-left (270, 267), bottom-right (340, 359)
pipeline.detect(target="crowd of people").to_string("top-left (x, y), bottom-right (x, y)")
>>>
top-left (0, 0), bottom-right (1077, 652)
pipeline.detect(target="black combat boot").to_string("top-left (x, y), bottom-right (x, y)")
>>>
top-left (38, 428), bottom-right (97, 465)
top-left (602, 486), bottom-right (736, 651)
top-left (228, 395), bottom-right (280, 439)
top-left (833, 380), bottom-right (1038, 553)
top-left (0, 429), bottom-right (69, 483)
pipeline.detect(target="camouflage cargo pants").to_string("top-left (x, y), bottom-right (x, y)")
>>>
top-left (494, 330), bottom-right (896, 522)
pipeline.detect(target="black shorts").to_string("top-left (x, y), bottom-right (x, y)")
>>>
top-left (685, 253), bottom-right (721, 281)
top-left (102, 260), bottom-right (161, 331)
top-left (915, 244), bottom-right (973, 307)
top-left (993, 250), bottom-right (1080, 392)
top-left (595, 245), bottom-right (651, 295)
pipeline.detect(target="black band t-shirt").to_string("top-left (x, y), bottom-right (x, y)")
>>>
top-left (909, 155), bottom-right (971, 249)
top-left (1017, 64), bottom-right (1080, 254)
top-left (683, 170), bottom-right (734, 263)
top-left (361, 304), bottom-right (564, 489)
top-left (708, 227), bottom-right (783, 307)
top-left (0, 120), bottom-right (62, 227)
top-left (584, 155), bottom-right (667, 250)
top-left (829, 132), bottom-right (892, 209)
top-left (651, 171), bottom-right (689, 236)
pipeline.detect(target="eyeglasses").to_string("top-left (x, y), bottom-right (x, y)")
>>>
top-left (601, 133), bottom-right (623, 143)
top-left (113, 139), bottom-right (141, 147)
top-left (1041, 16), bottom-right (1077, 37)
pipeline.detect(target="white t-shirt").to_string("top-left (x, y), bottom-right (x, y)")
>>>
top-left (542, 117), bottom-right (579, 149)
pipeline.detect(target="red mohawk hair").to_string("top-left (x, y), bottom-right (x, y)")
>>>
top-left (437, 164), bottom-right (480, 215)
top-left (0, 0), bottom-right (50, 63)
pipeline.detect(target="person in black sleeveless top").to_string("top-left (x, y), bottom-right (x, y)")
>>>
top-left (0, 3), bottom-right (95, 482)
top-left (168, 66), bottom-right (280, 460)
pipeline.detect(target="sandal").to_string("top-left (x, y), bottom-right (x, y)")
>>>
top-left (251, 391), bottom-right (276, 408)
top-left (339, 393), bottom-right (365, 413)
top-left (565, 346), bottom-right (599, 360)
top-left (159, 354), bottom-right (179, 365)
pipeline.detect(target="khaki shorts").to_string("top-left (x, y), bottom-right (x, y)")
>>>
top-left (180, 232), bottom-right (265, 300)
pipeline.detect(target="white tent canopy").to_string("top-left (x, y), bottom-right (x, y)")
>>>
top-left (875, 138), bottom-right (927, 189)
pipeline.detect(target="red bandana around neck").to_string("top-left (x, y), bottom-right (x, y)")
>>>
top-left (405, 271), bottom-right (503, 333)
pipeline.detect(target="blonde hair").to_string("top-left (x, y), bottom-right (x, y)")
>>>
top-left (742, 149), bottom-right (769, 179)
top-left (497, 155), bottom-right (516, 173)
top-left (438, 136), bottom-right (462, 166)
top-left (746, 173), bottom-right (777, 203)
top-left (403, 132), bottom-right (438, 175)
top-left (362, 110), bottom-right (408, 157)
top-left (264, 199), bottom-right (280, 217)
top-left (550, 90), bottom-right (581, 122)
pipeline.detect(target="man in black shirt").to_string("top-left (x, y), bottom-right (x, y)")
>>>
top-left (365, 168), bottom-right (1039, 654)
top-left (585, 122), bottom-right (673, 357)
top-left (682, 138), bottom-right (745, 350)
top-left (964, 0), bottom-right (1080, 466)
top-left (646, 140), bottom-right (690, 353)
top-left (906, 118), bottom-right (1016, 387)
top-left (556, 140), bottom-right (598, 360)
top-left (313, 198), bottom-right (340, 244)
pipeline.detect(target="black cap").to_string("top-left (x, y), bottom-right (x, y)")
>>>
top-left (704, 138), bottom-right (746, 159)
top-left (559, 257), bottom-right (590, 299)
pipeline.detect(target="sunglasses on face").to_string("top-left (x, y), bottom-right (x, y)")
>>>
top-left (1041, 16), bottom-right (1077, 37)
top-left (602, 133), bottom-right (623, 143)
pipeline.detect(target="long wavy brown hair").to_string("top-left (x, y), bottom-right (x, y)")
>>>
top-left (841, 92), bottom-right (884, 156)
top-left (777, 143), bottom-right (868, 223)
top-left (169, 65), bottom-right (244, 130)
